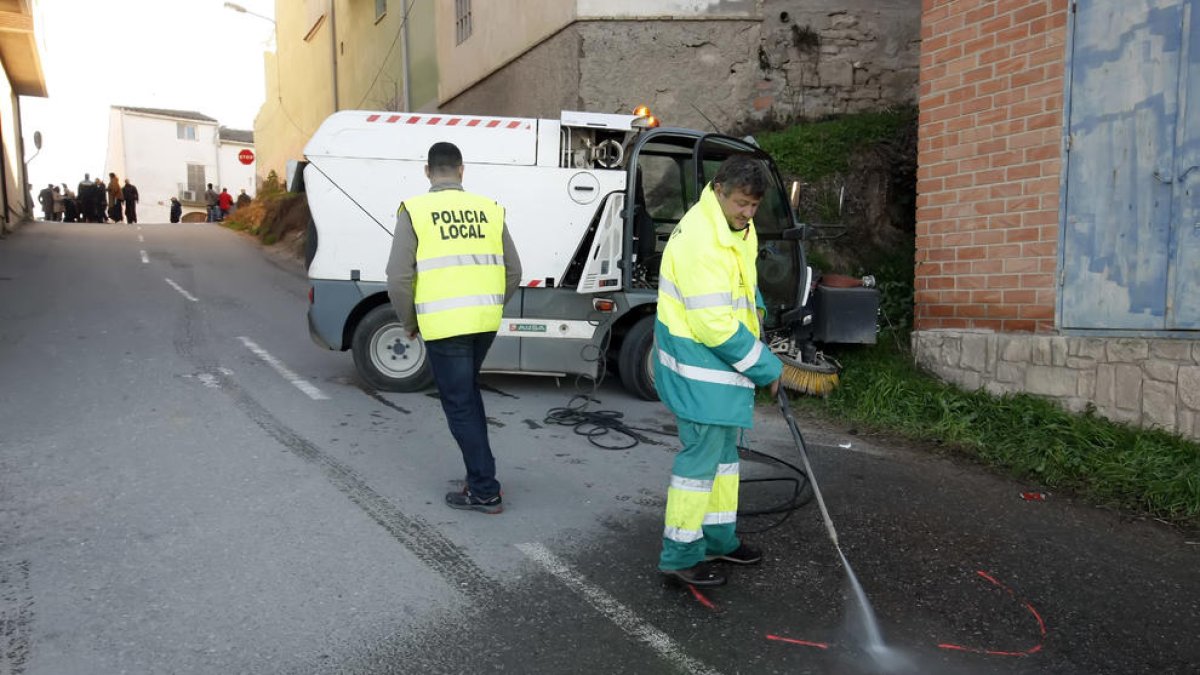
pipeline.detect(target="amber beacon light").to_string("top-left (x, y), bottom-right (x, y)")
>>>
top-left (632, 105), bottom-right (660, 128)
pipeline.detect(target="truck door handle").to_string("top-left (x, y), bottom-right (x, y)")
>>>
top-left (573, 185), bottom-right (595, 192)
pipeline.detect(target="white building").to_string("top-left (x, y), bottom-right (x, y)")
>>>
top-left (105, 106), bottom-right (256, 222)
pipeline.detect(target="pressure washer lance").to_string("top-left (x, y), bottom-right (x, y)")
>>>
top-left (776, 388), bottom-right (840, 550)
top-left (777, 388), bottom-right (900, 663)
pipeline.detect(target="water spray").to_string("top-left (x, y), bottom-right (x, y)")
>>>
top-left (776, 389), bottom-right (912, 672)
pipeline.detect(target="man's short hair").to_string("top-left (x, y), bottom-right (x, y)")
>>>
top-left (427, 142), bottom-right (463, 173)
top-left (712, 155), bottom-right (769, 199)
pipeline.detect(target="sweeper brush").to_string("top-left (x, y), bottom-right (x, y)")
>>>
top-left (777, 352), bottom-right (840, 397)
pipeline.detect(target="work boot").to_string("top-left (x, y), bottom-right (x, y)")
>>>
top-left (661, 562), bottom-right (726, 587)
top-left (706, 543), bottom-right (762, 565)
top-left (445, 489), bottom-right (503, 515)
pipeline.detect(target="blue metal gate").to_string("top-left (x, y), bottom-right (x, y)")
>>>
top-left (1062, 0), bottom-right (1200, 330)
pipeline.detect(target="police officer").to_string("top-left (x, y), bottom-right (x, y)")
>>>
top-left (385, 141), bottom-right (522, 514)
top-left (654, 155), bottom-right (783, 586)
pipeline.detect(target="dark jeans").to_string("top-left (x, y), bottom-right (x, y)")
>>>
top-left (424, 331), bottom-right (499, 498)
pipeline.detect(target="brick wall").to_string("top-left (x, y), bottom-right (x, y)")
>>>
top-left (915, 0), bottom-right (1070, 333)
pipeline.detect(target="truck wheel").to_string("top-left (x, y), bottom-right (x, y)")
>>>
top-left (618, 315), bottom-right (659, 401)
top-left (351, 305), bottom-right (433, 392)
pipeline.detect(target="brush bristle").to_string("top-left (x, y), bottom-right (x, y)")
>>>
top-left (780, 362), bottom-right (840, 397)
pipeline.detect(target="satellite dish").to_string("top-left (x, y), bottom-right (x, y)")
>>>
top-left (33, 131), bottom-right (42, 150)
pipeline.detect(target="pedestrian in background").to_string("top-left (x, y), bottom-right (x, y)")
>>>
top-left (235, 189), bottom-right (252, 211)
top-left (385, 141), bottom-right (522, 514)
top-left (205, 183), bottom-right (219, 222)
top-left (93, 178), bottom-right (107, 222)
top-left (51, 186), bottom-right (64, 221)
top-left (169, 197), bottom-right (182, 224)
top-left (653, 155), bottom-right (782, 587)
top-left (62, 184), bottom-right (78, 223)
top-left (38, 184), bottom-right (53, 221)
top-left (217, 187), bottom-right (233, 221)
top-left (122, 179), bottom-right (139, 224)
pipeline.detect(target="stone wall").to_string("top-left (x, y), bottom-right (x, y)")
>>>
top-left (441, 1), bottom-right (921, 130)
top-left (913, 329), bottom-right (1200, 441)
top-left (441, 27), bottom-right (583, 118)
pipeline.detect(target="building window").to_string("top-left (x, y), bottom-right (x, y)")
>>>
top-left (455, 0), bottom-right (472, 44)
top-left (177, 123), bottom-right (197, 141)
top-left (375, 0), bottom-right (386, 22)
top-left (185, 164), bottom-right (206, 202)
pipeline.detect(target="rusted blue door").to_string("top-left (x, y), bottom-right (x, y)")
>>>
top-left (1062, 0), bottom-right (1199, 330)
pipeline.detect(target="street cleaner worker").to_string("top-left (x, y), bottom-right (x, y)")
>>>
top-left (654, 155), bottom-right (783, 586)
top-left (386, 141), bottom-right (522, 514)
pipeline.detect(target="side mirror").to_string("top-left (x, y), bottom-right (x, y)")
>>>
top-left (788, 180), bottom-right (801, 211)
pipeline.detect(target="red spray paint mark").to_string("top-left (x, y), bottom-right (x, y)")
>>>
top-left (936, 570), bottom-right (1047, 657)
top-left (766, 634), bottom-right (830, 650)
top-left (1020, 492), bottom-right (1047, 501)
top-left (688, 586), bottom-right (719, 611)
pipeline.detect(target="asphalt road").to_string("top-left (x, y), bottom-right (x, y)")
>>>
top-left (1, 221), bottom-right (1197, 675)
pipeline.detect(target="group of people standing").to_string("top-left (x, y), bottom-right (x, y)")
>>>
top-left (38, 173), bottom-right (139, 224)
top-left (204, 183), bottom-right (245, 222)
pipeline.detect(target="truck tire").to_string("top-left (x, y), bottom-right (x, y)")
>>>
top-left (351, 305), bottom-right (434, 392)
top-left (618, 315), bottom-right (659, 401)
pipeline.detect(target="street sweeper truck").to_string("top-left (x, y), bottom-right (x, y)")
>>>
top-left (298, 107), bottom-right (878, 399)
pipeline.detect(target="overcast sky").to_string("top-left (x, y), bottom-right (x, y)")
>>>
top-left (21, 0), bottom-right (275, 192)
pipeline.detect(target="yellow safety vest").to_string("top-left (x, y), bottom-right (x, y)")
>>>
top-left (403, 190), bottom-right (507, 341)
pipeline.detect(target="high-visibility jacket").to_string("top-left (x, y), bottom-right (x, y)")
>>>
top-left (654, 184), bottom-right (783, 428)
top-left (402, 190), bottom-right (507, 341)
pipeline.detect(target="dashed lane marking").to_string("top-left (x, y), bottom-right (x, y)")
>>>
top-left (237, 336), bottom-right (329, 400)
top-left (515, 543), bottom-right (723, 675)
top-left (139, 250), bottom-right (149, 264)
top-left (164, 278), bottom-right (199, 302)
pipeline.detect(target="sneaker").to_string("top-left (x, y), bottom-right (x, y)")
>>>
top-left (705, 543), bottom-right (762, 565)
top-left (661, 562), bottom-right (726, 587)
top-left (445, 489), bottom-right (503, 514)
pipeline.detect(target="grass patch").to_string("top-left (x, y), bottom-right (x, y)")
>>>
top-left (757, 107), bottom-right (917, 181)
top-left (792, 343), bottom-right (1200, 526)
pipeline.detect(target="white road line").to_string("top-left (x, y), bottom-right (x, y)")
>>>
top-left (138, 234), bottom-right (144, 242)
top-left (139, 250), bottom-right (149, 264)
top-left (515, 543), bottom-right (723, 675)
top-left (164, 278), bottom-right (199, 302)
top-left (237, 336), bottom-right (329, 400)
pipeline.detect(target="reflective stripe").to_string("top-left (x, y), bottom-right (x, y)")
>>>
top-left (702, 511), bottom-right (737, 525)
top-left (670, 475), bottom-right (714, 492)
top-left (684, 291), bottom-right (733, 310)
top-left (731, 340), bottom-right (764, 373)
top-left (416, 293), bottom-right (505, 315)
top-left (661, 277), bottom-right (753, 312)
top-left (663, 525), bottom-right (704, 543)
top-left (416, 253), bottom-right (504, 273)
top-left (659, 277), bottom-right (684, 303)
top-left (715, 462), bottom-right (739, 476)
top-left (657, 349), bottom-right (755, 389)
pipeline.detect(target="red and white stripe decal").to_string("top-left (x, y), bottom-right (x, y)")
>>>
top-left (365, 114), bottom-right (530, 130)
top-left (526, 279), bottom-right (542, 288)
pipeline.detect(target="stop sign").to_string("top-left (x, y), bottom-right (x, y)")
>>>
top-left (238, 148), bottom-right (255, 165)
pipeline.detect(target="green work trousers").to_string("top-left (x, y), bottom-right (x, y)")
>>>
top-left (658, 419), bottom-right (741, 571)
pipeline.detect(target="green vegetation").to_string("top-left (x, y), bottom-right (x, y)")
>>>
top-left (757, 108), bottom-right (917, 181)
top-left (794, 343), bottom-right (1200, 525)
top-left (221, 169), bottom-right (310, 250)
top-left (757, 109), bottom-right (1199, 526)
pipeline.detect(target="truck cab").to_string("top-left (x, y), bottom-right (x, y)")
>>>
top-left (302, 109), bottom-right (854, 399)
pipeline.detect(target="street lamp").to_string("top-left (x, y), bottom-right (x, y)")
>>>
top-left (223, 2), bottom-right (275, 24)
